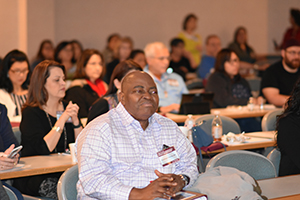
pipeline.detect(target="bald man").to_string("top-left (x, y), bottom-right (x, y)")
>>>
top-left (76, 71), bottom-right (198, 199)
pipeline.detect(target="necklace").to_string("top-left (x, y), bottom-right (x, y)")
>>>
top-left (45, 112), bottom-right (68, 153)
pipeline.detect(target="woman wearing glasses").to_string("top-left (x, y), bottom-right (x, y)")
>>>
top-left (0, 50), bottom-right (31, 121)
top-left (206, 49), bottom-right (262, 132)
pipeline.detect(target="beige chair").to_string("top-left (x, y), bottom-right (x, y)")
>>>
top-left (261, 109), bottom-right (283, 131)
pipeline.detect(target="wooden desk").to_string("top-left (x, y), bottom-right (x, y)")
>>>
top-left (166, 106), bottom-right (279, 123)
top-left (201, 131), bottom-right (276, 154)
top-left (0, 154), bottom-right (75, 180)
top-left (258, 175), bottom-right (300, 200)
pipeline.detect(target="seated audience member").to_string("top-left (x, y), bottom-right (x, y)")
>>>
top-left (31, 39), bottom-right (54, 71)
top-left (102, 33), bottom-right (121, 65)
top-left (54, 41), bottom-right (76, 79)
top-left (261, 39), bottom-right (300, 107)
top-left (104, 37), bottom-right (133, 83)
top-left (76, 71), bottom-right (198, 199)
top-left (278, 8), bottom-right (300, 50)
top-left (0, 50), bottom-right (30, 121)
top-left (65, 49), bottom-right (107, 118)
top-left (197, 35), bottom-right (221, 81)
top-left (206, 49), bottom-right (262, 132)
top-left (87, 60), bottom-right (142, 123)
top-left (178, 14), bottom-right (201, 67)
top-left (277, 77), bottom-right (300, 176)
top-left (13, 60), bottom-right (82, 199)
top-left (206, 49), bottom-right (257, 108)
top-left (144, 42), bottom-right (188, 113)
top-left (169, 38), bottom-right (195, 81)
top-left (0, 103), bottom-right (23, 200)
top-left (71, 40), bottom-right (84, 62)
top-left (228, 27), bottom-right (269, 75)
top-left (129, 49), bottom-right (147, 69)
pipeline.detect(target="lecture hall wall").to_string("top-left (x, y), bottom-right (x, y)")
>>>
top-left (0, 0), bottom-right (299, 61)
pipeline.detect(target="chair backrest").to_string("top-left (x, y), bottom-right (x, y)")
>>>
top-left (195, 114), bottom-right (241, 135)
top-left (57, 165), bottom-right (78, 200)
top-left (12, 127), bottom-right (21, 144)
top-left (206, 150), bottom-right (277, 180)
top-left (261, 109), bottom-right (283, 131)
top-left (267, 148), bottom-right (281, 176)
top-left (3, 186), bottom-right (17, 200)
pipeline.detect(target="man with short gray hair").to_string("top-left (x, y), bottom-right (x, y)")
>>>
top-left (144, 42), bottom-right (188, 113)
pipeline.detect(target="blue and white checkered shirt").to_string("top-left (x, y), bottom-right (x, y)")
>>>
top-left (76, 103), bottom-right (198, 199)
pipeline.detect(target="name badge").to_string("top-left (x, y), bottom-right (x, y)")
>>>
top-left (167, 79), bottom-right (179, 87)
top-left (157, 146), bottom-right (180, 167)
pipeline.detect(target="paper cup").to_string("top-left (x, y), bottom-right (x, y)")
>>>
top-left (69, 143), bottom-right (77, 163)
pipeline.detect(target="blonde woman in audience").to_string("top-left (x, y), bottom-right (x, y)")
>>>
top-left (0, 50), bottom-right (31, 122)
top-left (31, 39), bottom-right (54, 71)
top-left (64, 49), bottom-right (108, 118)
top-left (13, 60), bottom-right (82, 199)
top-left (54, 41), bottom-right (76, 79)
top-left (104, 36), bottom-right (133, 83)
top-left (178, 13), bottom-right (201, 67)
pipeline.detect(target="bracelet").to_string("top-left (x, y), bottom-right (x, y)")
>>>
top-left (52, 126), bottom-right (62, 133)
top-left (73, 123), bottom-right (81, 129)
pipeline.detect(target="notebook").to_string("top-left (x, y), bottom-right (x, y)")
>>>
top-left (155, 190), bottom-right (207, 200)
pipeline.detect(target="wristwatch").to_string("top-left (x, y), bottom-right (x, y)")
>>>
top-left (179, 174), bottom-right (190, 187)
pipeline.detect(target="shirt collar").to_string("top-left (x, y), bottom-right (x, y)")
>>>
top-left (144, 65), bottom-right (169, 82)
top-left (116, 103), bottom-right (161, 130)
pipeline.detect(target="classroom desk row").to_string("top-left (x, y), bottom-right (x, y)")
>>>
top-left (166, 105), bottom-right (280, 123)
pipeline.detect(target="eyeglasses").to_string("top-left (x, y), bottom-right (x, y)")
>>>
top-left (152, 56), bottom-right (171, 61)
top-left (9, 69), bottom-right (29, 75)
top-left (286, 51), bottom-right (300, 57)
top-left (227, 58), bottom-right (240, 65)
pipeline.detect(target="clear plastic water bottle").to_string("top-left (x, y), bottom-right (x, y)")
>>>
top-left (247, 97), bottom-right (254, 111)
top-left (184, 114), bottom-right (195, 142)
top-left (212, 111), bottom-right (222, 141)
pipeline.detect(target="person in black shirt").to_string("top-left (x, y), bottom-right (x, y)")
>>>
top-left (261, 39), bottom-right (300, 107)
top-left (169, 38), bottom-right (195, 81)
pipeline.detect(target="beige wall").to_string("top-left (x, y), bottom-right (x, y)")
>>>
top-left (27, 0), bottom-right (55, 61)
top-left (0, 0), bottom-right (20, 57)
top-left (54, 0), bottom-right (269, 54)
top-left (0, 0), bottom-right (299, 60)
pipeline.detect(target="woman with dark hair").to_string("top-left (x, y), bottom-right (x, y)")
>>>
top-left (31, 39), bottom-right (54, 71)
top-left (0, 50), bottom-right (31, 121)
top-left (64, 49), bottom-right (108, 118)
top-left (178, 13), bottom-right (201, 67)
top-left (54, 41), bottom-right (76, 79)
top-left (276, 77), bottom-right (300, 176)
top-left (87, 60), bottom-right (142, 123)
top-left (279, 8), bottom-right (300, 49)
top-left (13, 60), bottom-right (82, 198)
top-left (129, 49), bottom-right (146, 69)
top-left (104, 37), bottom-right (133, 83)
top-left (71, 39), bottom-right (84, 62)
top-left (206, 49), bottom-right (262, 132)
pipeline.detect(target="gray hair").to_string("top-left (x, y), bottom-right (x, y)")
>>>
top-left (144, 42), bottom-right (168, 58)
